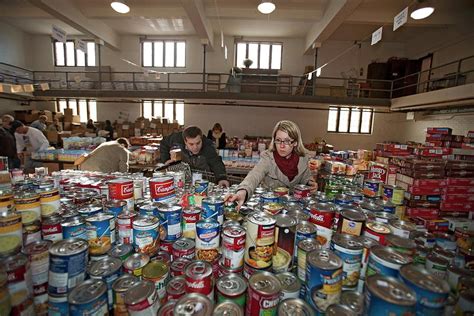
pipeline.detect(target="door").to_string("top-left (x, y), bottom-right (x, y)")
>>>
top-left (418, 54), bottom-right (433, 93)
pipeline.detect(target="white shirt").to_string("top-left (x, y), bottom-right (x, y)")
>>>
top-left (15, 127), bottom-right (50, 153)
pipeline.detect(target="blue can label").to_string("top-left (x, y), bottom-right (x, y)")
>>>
top-left (48, 252), bottom-right (88, 294)
top-left (195, 219), bottom-right (220, 262)
top-left (106, 201), bottom-right (126, 217)
top-left (62, 223), bottom-right (87, 240)
top-left (383, 187), bottom-right (394, 200)
top-left (367, 253), bottom-right (400, 278)
top-left (400, 275), bottom-right (448, 312)
top-left (331, 243), bottom-right (363, 289)
top-left (86, 216), bottom-right (115, 255)
top-left (261, 194), bottom-right (279, 204)
top-left (306, 261), bottom-right (342, 311)
top-left (133, 217), bottom-right (160, 254)
top-left (194, 180), bottom-right (209, 195)
top-left (48, 295), bottom-right (69, 316)
top-left (70, 291), bottom-right (108, 315)
top-left (90, 273), bottom-right (121, 310)
top-left (382, 205), bottom-right (396, 213)
top-left (158, 206), bottom-right (182, 241)
top-left (139, 204), bottom-right (158, 217)
top-left (202, 199), bottom-right (224, 224)
top-left (365, 285), bottom-right (416, 316)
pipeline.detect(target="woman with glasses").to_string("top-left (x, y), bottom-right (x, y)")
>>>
top-left (226, 120), bottom-right (317, 209)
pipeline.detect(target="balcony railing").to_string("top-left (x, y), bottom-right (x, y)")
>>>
top-left (0, 54), bottom-right (472, 99)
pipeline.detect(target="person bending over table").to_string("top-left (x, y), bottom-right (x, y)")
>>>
top-left (77, 138), bottom-right (131, 173)
top-left (226, 120), bottom-right (317, 209)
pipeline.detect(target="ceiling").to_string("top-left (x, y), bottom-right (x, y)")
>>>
top-left (0, 0), bottom-right (473, 47)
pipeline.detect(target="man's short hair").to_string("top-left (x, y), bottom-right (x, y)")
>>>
top-left (11, 120), bottom-right (24, 132)
top-left (183, 126), bottom-right (203, 140)
top-left (116, 137), bottom-right (130, 148)
top-left (2, 114), bottom-right (14, 123)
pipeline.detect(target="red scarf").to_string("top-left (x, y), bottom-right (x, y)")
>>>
top-left (273, 151), bottom-right (299, 181)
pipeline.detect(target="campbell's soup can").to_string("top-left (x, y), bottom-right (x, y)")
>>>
top-left (181, 206), bottom-right (200, 239)
top-left (5, 252), bottom-right (34, 314)
top-left (150, 176), bottom-right (175, 203)
top-left (108, 178), bottom-right (134, 211)
top-left (274, 213), bottom-right (297, 258)
top-left (117, 210), bottom-right (137, 245)
top-left (172, 237), bottom-right (196, 260)
top-left (174, 293), bottom-right (214, 315)
top-left (165, 275), bottom-right (186, 301)
top-left (124, 280), bottom-right (160, 316)
top-left (221, 225), bottom-right (246, 269)
top-left (244, 212), bottom-right (276, 269)
top-left (246, 271), bottom-right (281, 315)
top-left (184, 260), bottom-right (214, 300)
top-left (170, 258), bottom-right (191, 277)
top-left (41, 215), bottom-right (63, 242)
top-left (293, 184), bottom-right (311, 200)
top-left (112, 274), bottom-right (140, 316)
top-left (306, 201), bottom-right (336, 249)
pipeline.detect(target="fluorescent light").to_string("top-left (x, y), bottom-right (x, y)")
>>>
top-left (410, 1), bottom-right (434, 20)
top-left (111, 1), bottom-right (130, 14)
top-left (258, 1), bottom-right (276, 14)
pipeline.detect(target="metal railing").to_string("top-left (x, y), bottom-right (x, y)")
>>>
top-left (1, 54), bottom-right (473, 99)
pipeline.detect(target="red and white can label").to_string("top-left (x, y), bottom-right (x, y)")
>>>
top-left (41, 222), bottom-right (63, 242)
top-left (222, 228), bottom-right (246, 269)
top-left (246, 287), bottom-right (280, 315)
top-left (149, 177), bottom-right (175, 202)
top-left (108, 179), bottom-right (134, 200)
top-left (185, 275), bottom-right (213, 299)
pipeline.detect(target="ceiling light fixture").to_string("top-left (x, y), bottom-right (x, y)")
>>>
top-left (111, 1), bottom-right (130, 14)
top-left (258, 1), bottom-right (276, 14)
top-left (410, 0), bottom-right (434, 20)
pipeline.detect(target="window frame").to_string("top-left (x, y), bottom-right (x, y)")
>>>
top-left (56, 98), bottom-right (97, 122)
top-left (327, 106), bottom-right (374, 134)
top-left (141, 40), bottom-right (186, 68)
top-left (53, 40), bottom-right (96, 67)
top-left (234, 41), bottom-right (283, 70)
top-left (141, 100), bottom-right (184, 124)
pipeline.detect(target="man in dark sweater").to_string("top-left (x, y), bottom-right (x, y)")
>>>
top-left (160, 126), bottom-right (229, 187)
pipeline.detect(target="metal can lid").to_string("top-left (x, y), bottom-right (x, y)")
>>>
top-left (61, 215), bottom-right (85, 227)
top-left (426, 253), bottom-right (449, 266)
top-left (307, 249), bottom-right (343, 270)
top-left (86, 212), bottom-right (114, 223)
top-left (360, 201), bottom-right (383, 212)
top-left (325, 304), bottom-right (355, 316)
top-left (295, 220), bottom-right (317, 234)
top-left (357, 236), bottom-right (379, 249)
top-left (212, 301), bottom-right (243, 316)
top-left (196, 218), bottom-right (220, 230)
top-left (142, 260), bottom-right (169, 280)
top-left (185, 260), bottom-right (213, 279)
top-left (171, 257), bottom-right (191, 272)
top-left (68, 279), bottom-right (107, 305)
top-left (277, 298), bottom-right (315, 316)
top-left (275, 213), bottom-right (297, 228)
top-left (366, 275), bottom-right (417, 306)
top-left (310, 201), bottom-right (337, 212)
top-left (124, 280), bottom-right (156, 306)
top-left (286, 210), bottom-right (310, 223)
top-left (4, 252), bottom-right (28, 272)
top-left (248, 271), bottom-right (281, 295)
top-left (386, 234), bottom-right (416, 249)
top-left (157, 300), bottom-right (176, 316)
top-left (174, 293), bottom-right (214, 316)
top-left (216, 273), bottom-right (247, 296)
top-left (340, 208), bottom-right (366, 222)
top-left (124, 253), bottom-right (150, 270)
top-left (399, 264), bottom-right (449, 294)
top-left (388, 219), bottom-right (416, 232)
top-left (247, 211), bottom-right (276, 226)
top-left (108, 243), bottom-right (134, 258)
top-left (340, 290), bottom-right (364, 314)
top-left (133, 215), bottom-right (160, 227)
top-left (276, 272), bottom-right (301, 293)
top-left (173, 238), bottom-right (196, 251)
top-left (223, 225), bottom-right (246, 238)
top-left (166, 275), bottom-right (186, 295)
top-left (294, 184), bottom-right (310, 191)
top-left (297, 238), bottom-right (321, 252)
top-left (371, 245), bottom-right (411, 265)
top-left (109, 178), bottom-right (133, 184)
top-left (366, 221), bottom-right (391, 234)
top-left (157, 204), bottom-right (182, 213)
top-left (87, 256), bottom-right (122, 277)
top-left (332, 233), bottom-right (364, 250)
top-left (49, 238), bottom-right (89, 256)
top-left (112, 274), bottom-right (140, 293)
top-left (22, 240), bottom-right (53, 256)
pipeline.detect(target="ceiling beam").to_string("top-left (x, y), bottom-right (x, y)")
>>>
top-left (180, 0), bottom-right (214, 50)
top-left (29, 0), bottom-right (120, 50)
top-left (304, 0), bottom-right (362, 53)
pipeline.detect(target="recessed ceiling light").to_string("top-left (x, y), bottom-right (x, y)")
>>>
top-left (410, 1), bottom-right (434, 20)
top-left (111, 1), bottom-right (130, 14)
top-left (258, 1), bottom-right (276, 15)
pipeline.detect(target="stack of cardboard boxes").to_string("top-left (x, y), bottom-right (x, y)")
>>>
top-left (116, 117), bottom-right (181, 138)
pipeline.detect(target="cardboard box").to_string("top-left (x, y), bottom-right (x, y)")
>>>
top-left (440, 202), bottom-right (473, 212)
top-left (404, 192), bottom-right (441, 201)
top-left (406, 207), bottom-right (439, 219)
top-left (64, 108), bottom-right (73, 122)
top-left (46, 131), bottom-right (58, 143)
top-left (396, 174), bottom-right (446, 187)
top-left (426, 127), bottom-right (452, 135)
top-left (443, 186), bottom-right (474, 195)
top-left (446, 178), bottom-right (474, 186)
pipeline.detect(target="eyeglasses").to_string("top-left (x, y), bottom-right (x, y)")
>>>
top-left (274, 139), bottom-right (295, 146)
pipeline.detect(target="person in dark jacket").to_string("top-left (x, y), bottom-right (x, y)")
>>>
top-left (0, 126), bottom-right (19, 169)
top-left (207, 123), bottom-right (226, 149)
top-left (160, 126), bottom-right (229, 187)
top-left (104, 120), bottom-right (114, 141)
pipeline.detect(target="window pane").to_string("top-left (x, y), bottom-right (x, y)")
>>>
top-left (236, 43), bottom-right (246, 68)
top-left (153, 101), bottom-right (163, 118)
top-left (248, 43), bottom-right (258, 69)
top-left (79, 100), bottom-right (88, 123)
top-left (68, 99), bottom-right (78, 115)
top-left (153, 42), bottom-right (163, 67)
top-left (65, 42), bottom-right (75, 66)
top-left (165, 42), bottom-right (175, 67)
top-left (338, 108), bottom-right (349, 132)
top-left (327, 107), bottom-right (338, 132)
top-left (349, 108), bottom-right (361, 133)
top-left (58, 100), bottom-right (68, 113)
top-left (271, 44), bottom-right (282, 70)
top-left (76, 49), bottom-right (85, 67)
top-left (143, 42), bottom-right (153, 67)
top-left (89, 100), bottom-right (97, 121)
top-left (87, 42), bottom-right (96, 66)
top-left (55, 42), bottom-right (65, 66)
top-left (176, 42), bottom-right (185, 67)
top-left (143, 101), bottom-right (152, 119)
top-left (164, 101), bottom-right (174, 121)
top-left (259, 44), bottom-right (270, 69)
top-left (175, 101), bottom-right (184, 125)
top-left (361, 109), bottom-right (373, 133)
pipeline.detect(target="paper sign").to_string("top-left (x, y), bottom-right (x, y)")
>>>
top-left (371, 26), bottom-right (383, 45)
top-left (52, 25), bottom-right (67, 43)
top-left (224, 45), bottom-right (228, 60)
top-left (393, 7), bottom-right (408, 31)
top-left (76, 39), bottom-right (87, 53)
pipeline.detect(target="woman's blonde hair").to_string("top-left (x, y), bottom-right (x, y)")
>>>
top-left (269, 120), bottom-right (307, 156)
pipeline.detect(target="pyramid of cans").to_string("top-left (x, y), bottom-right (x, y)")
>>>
top-left (1, 168), bottom-right (473, 316)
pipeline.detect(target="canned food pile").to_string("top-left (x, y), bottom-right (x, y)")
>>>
top-left (0, 168), bottom-right (473, 316)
